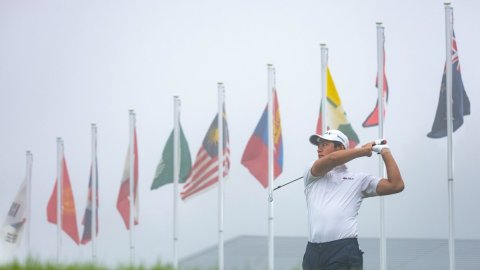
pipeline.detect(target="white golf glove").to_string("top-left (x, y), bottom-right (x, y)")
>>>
top-left (372, 144), bottom-right (389, 154)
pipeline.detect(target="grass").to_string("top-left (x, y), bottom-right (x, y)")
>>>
top-left (0, 258), bottom-right (175, 270)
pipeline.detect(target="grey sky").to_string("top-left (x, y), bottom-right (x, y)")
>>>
top-left (1, 0), bottom-right (479, 267)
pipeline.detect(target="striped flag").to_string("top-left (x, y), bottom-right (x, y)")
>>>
top-left (180, 106), bottom-right (230, 200)
top-left (316, 67), bottom-right (360, 148)
top-left (116, 128), bottom-right (139, 229)
top-left (80, 156), bottom-right (98, 244)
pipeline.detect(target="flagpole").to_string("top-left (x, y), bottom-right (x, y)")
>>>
top-left (25, 150), bottom-right (33, 258)
top-left (267, 64), bottom-right (275, 270)
top-left (320, 44), bottom-right (328, 133)
top-left (56, 138), bottom-right (63, 265)
top-left (376, 22), bottom-right (387, 270)
top-left (128, 110), bottom-right (135, 266)
top-left (444, 3), bottom-right (455, 270)
top-left (217, 83), bottom-right (225, 270)
top-left (173, 96), bottom-right (180, 270)
top-left (91, 123), bottom-right (98, 264)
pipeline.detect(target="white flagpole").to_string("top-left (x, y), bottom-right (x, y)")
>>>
top-left (217, 83), bottom-right (225, 270)
top-left (56, 138), bottom-right (63, 265)
top-left (267, 64), bottom-right (275, 270)
top-left (128, 110), bottom-right (135, 265)
top-left (320, 44), bottom-right (328, 134)
top-left (25, 150), bottom-right (33, 258)
top-left (376, 22), bottom-right (387, 270)
top-left (91, 123), bottom-right (98, 263)
top-left (444, 3), bottom-right (455, 270)
top-left (173, 96), bottom-right (180, 270)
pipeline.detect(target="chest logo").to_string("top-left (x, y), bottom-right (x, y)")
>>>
top-left (342, 177), bottom-right (354, 180)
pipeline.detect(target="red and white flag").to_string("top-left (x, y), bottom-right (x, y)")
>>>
top-left (116, 128), bottom-right (139, 229)
top-left (181, 106), bottom-right (230, 200)
top-left (363, 51), bottom-right (389, 128)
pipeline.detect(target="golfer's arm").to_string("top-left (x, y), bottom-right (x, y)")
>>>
top-left (311, 148), bottom-right (369, 177)
top-left (376, 149), bottom-right (405, 195)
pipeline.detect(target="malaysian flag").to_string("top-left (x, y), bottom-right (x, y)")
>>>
top-left (180, 105), bottom-right (230, 200)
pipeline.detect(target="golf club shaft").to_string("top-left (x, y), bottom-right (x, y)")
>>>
top-left (273, 176), bottom-right (303, 191)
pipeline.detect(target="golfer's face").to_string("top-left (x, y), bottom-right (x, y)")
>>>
top-left (317, 141), bottom-right (336, 158)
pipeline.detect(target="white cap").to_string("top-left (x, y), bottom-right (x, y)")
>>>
top-left (309, 129), bottom-right (349, 149)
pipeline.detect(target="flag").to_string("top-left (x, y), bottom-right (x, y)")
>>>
top-left (180, 106), bottom-right (230, 200)
top-left (1, 180), bottom-right (27, 252)
top-left (116, 129), bottom-right (139, 229)
top-left (151, 125), bottom-right (192, 190)
top-left (316, 68), bottom-right (360, 148)
top-left (80, 158), bottom-right (98, 244)
top-left (241, 89), bottom-right (283, 188)
top-left (363, 53), bottom-right (389, 127)
top-left (427, 32), bottom-right (470, 138)
top-left (46, 157), bottom-right (81, 245)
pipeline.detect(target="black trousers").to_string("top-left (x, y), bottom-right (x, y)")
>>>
top-left (302, 238), bottom-right (363, 270)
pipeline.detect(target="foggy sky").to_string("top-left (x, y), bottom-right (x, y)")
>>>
top-left (1, 0), bottom-right (479, 267)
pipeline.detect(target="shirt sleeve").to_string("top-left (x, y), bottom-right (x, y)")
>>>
top-left (304, 161), bottom-right (320, 187)
top-left (361, 174), bottom-right (381, 198)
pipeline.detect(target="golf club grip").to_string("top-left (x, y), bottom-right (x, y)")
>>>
top-left (374, 139), bottom-right (387, 145)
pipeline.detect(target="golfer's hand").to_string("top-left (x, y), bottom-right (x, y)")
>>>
top-left (361, 142), bottom-right (374, 157)
top-left (373, 144), bottom-right (390, 155)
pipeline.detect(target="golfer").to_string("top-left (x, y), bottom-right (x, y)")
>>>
top-left (302, 129), bottom-right (404, 270)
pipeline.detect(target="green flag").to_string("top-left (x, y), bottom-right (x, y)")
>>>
top-left (151, 126), bottom-right (192, 190)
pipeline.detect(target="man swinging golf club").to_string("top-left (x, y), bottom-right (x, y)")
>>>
top-left (302, 129), bottom-right (404, 270)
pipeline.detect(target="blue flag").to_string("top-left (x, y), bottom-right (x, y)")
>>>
top-left (81, 152), bottom-right (99, 244)
top-left (241, 89), bottom-right (283, 188)
top-left (427, 32), bottom-right (470, 138)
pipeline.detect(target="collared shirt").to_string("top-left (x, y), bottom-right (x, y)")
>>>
top-left (304, 161), bottom-right (381, 243)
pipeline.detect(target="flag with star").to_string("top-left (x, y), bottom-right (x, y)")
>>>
top-left (180, 106), bottom-right (230, 200)
top-left (427, 31), bottom-right (470, 138)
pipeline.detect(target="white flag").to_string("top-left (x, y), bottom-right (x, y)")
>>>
top-left (1, 180), bottom-right (27, 252)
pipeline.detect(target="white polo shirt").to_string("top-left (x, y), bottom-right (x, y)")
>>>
top-left (304, 161), bottom-right (381, 243)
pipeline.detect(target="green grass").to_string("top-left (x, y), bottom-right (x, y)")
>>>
top-left (0, 258), bottom-right (175, 270)
top-left (0, 261), bottom-right (301, 270)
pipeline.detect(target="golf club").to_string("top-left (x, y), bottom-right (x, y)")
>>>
top-left (268, 176), bottom-right (303, 202)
